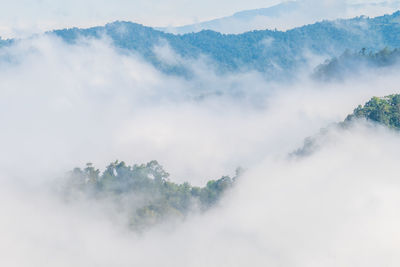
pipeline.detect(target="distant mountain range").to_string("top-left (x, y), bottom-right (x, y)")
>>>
top-left (158, 1), bottom-right (400, 34)
top-left (2, 11), bottom-right (400, 80)
top-left (158, 1), bottom-right (301, 34)
top-left (52, 11), bottom-right (400, 78)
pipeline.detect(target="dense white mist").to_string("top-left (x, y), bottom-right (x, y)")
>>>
top-left (1, 35), bottom-right (400, 266)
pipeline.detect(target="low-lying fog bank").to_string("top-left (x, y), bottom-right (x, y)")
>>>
top-left (1, 36), bottom-right (400, 266)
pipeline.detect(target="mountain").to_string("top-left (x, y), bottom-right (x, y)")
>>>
top-left (158, 1), bottom-right (400, 34)
top-left (0, 37), bottom-right (12, 46)
top-left (64, 160), bottom-right (238, 231)
top-left (313, 47), bottom-right (400, 81)
top-left (64, 93), bottom-right (400, 231)
top-left (158, 1), bottom-right (300, 34)
top-left (46, 11), bottom-right (400, 79)
top-left (346, 94), bottom-right (400, 129)
top-left (0, 12), bottom-right (400, 79)
top-left (295, 94), bottom-right (400, 156)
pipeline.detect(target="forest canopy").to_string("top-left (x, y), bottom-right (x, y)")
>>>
top-left (346, 94), bottom-right (400, 129)
top-left (313, 48), bottom-right (400, 81)
top-left (64, 160), bottom-right (239, 231)
top-left (295, 94), bottom-right (400, 156)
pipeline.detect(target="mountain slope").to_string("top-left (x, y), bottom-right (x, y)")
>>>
top-left (346, 94), bottom-right (400, 129)
top-left (313, 47), bottom-right (400, 81)
top-left (64, 160), bottom-right (237, 231)
top-left (0, 12), bottom-right (398, 79)
top-left (295, 94), bottom-right (400, 156)
top-left (158, 1), bottom-right (300, 34)
top-left (159, 1), bottom-right (400, 34)
top-left (46, 12), bottom-right (400, 78)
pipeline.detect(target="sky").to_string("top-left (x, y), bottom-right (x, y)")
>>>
top-left (1, 0), bottom-right (399, 38)
top-left (0, 0), bottom-right (281, 37)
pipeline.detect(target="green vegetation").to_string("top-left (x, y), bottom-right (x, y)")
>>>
top-left (64, 160), bottom-right (239, 231)
top-left (346, 94), bottom-right (400, 129)
top-left (49, 11), bottom-right (400, 79)
top-left (1, 12), bottom-right (400, 80)
top-left (295, 94), bottom-right (400, 156)
top-left (313, 48), bottom-right (400, 81)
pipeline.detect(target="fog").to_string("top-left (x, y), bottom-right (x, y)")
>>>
top-left (1, 35), bottom-right (400, 266)
top-left (2, 0), bottom-right (400, 38)
top-left (165, 0), bottom-right (400, 34)
top-left (257, 0), bottom-right (400, 31)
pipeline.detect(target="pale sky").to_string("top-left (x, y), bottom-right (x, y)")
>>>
top-left (0, 0), bottom-right (280, 37)
top-left (0, 0), bottom-right (396, 38)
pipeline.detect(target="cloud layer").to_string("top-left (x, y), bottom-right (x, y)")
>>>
top-left (1, 35), bottom-right (400, 266)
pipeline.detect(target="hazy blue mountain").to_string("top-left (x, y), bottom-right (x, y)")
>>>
top-left (0, 37), bottom-right (12, 46)
top-left (46, 11), bottom-right (400, 79)
top-left (158, 1), bottom-right (300, 34)
top-left (158, 1), bottom-right (400, 34)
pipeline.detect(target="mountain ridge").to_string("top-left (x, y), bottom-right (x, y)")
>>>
top-left (159, 1), bottom-right (400, 34)
top-left (2, 11), bottom-right (400, 79)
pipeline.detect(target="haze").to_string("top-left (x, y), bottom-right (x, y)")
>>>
top-left (1, 2), bottom-right (400, 267)
top-left (0, 0), bottom-right (399, 37)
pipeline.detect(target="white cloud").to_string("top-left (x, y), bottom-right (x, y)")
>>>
top-left (1, 34), bottom-right (400, 266)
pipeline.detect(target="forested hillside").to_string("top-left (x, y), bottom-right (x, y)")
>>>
top-left (313, 48), bottom-right (400, 81)
top-left (46, 11), bottom-right (400, 78)
top-left (65, 94), bottom-right (400, 231)
top-left (64, 161), bottom-right (239, 231)
top-left (346, 94), bottom-right (400, 129)
top-left (295, 94), bottom-right (400, 156)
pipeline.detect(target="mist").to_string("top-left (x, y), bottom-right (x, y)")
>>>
top-left (1, 33), bottom-right (400, 266)
top-left (3, 0), bottom-right (400, 38)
